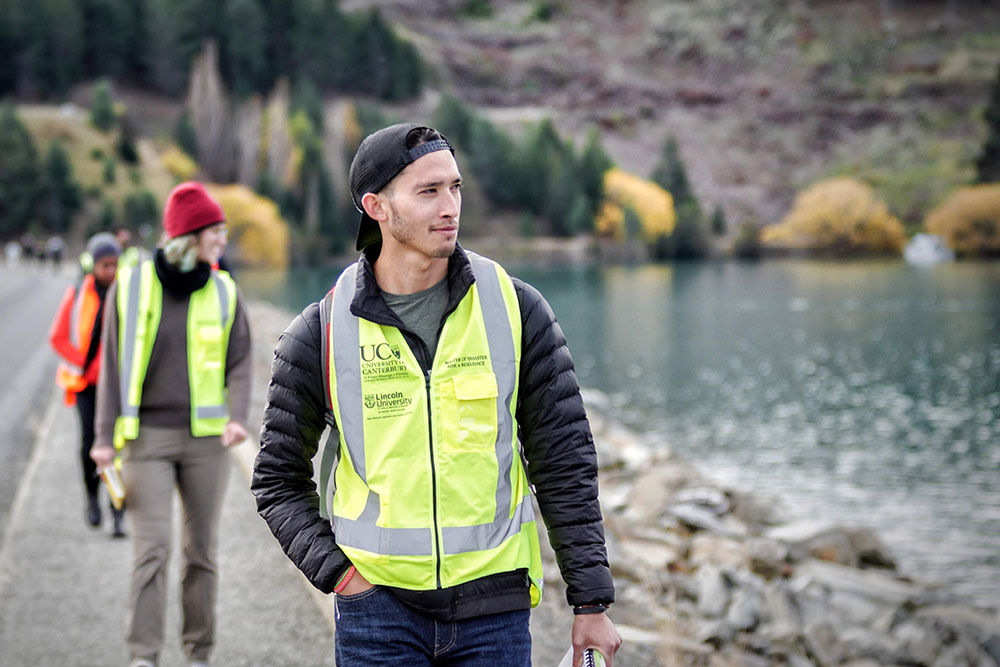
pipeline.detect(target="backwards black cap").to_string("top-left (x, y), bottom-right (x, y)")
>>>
top-left (348, 123), bottom-right (454, 251)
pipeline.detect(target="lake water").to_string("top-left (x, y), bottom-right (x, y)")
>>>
top-left (239, 257), bottom-right (1000, 609)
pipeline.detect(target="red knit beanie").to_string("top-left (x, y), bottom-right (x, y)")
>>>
top-left (163, 182), bottom-right (225, 238)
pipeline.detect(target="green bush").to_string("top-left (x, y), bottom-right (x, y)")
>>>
top-left (90, 79), bottom-right (116, 132)
top-left (38, 140), bottom-right (82, 233)
top-left (103, 156), bottom-right (117, 184)
top-left (123, 189), bottom-right (159, 230)
top-left (731, 221), bottom-right (762, 259)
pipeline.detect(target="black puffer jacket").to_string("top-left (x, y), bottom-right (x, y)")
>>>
top-left (252, 246), bottom-right (614, 609)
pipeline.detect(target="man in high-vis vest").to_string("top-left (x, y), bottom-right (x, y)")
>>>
top-left (253, 124), bottom-right (621, 665)
top-left (49, 232), bottom-right (125, 535)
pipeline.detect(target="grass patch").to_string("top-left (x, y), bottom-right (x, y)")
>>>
top-left (20, 104), bottom-right (179, 221)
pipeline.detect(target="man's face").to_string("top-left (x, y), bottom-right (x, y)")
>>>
top-left (93, 256), bottom-right (118, 287)
top-left (378, 150), bottom-right (462, 260)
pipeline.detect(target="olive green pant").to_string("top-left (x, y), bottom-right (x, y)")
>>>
top-left (121, 425), bottom-right (230, 664)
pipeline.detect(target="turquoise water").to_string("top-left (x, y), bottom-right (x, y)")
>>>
top-left (239, 258), bottom-right (1000, 609)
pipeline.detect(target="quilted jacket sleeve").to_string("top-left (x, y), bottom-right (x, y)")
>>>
top-left (251, 302), bottom-right (349, 593)
top-left (513, 278), bottom-right (615, 607)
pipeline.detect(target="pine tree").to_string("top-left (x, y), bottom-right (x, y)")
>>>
top-left (90, 78), bottom-right (116, 132)
top-left (221, 0), bottom-right (267, 97)
top-left (0, 2), bottom-right (18, 95)
top-left (976, 63), bottom-right (1000, 184)
top-left (710, 204), bottom-right (727, 235)
top-left (103, 155), bottom-right (117, 184)
top-left (144, 0), bottom-right (188, 94)
top-left (19, 0), bottom-right (84, 98)
top-left (652, 136), bottom-right (708, 258)
top-left (652, 136), bottom-right (696, 209)
top-left (518, 119), bottom-right (566, 217)
top-left (578, 128), bottom-right (612, 217)
top-left (290, 0), bottom-right (350, 91)
top-left (39, 140), bottom-right (82, 233)
top-left (433, 94), bottom-right (476, 147)
top-left (468, 116), bottom-right (519, 209)
top-left (671, 200), bottom-right (711, 259)
top-left (79, 0), bottom-right (129, 80)
top-left (116, 114), bottom-right (139, 164)
top-left (0, 104), bottom-right (41, 236)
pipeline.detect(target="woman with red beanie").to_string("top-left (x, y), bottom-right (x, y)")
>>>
top-left (91, 181), bottom-right (252, 667)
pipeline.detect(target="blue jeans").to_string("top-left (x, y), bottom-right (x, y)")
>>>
top-left (334, 586), bottom-right (531, 666)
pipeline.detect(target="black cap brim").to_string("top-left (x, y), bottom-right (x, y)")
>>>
top-left (356, 211), bottom-right (382, 251)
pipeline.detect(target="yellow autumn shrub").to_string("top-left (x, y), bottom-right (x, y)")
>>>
top-left (595, 168), bottom-right (675, 241)
top-left (762, 177), bottom-right (905, 254)
top-left (160, 146), bottom-right (199, 182)
top-left (205, 184), bottom-right (289, 269)
top-left (925, 184), bottom-right (1000, 258)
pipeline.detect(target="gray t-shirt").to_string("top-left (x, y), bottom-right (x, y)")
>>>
top-left (382, 277), bottom-right (449, 362)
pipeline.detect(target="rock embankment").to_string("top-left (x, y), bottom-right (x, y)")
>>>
top-left (247, 301), bottom-right (999, 666)
top-left (581, 389), bottom-right (1000, 666)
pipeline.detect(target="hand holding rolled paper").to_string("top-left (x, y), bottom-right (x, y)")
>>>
top-left (99, 466), bottom-right (125, 510)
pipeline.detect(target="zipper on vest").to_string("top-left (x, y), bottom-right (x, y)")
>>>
top-left (425, 369), bottom-right (442, 589)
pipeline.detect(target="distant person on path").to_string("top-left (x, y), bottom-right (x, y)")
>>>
top-left (252, 124), bottom-right (621, 666)
top-left (44, 235), bottom-right (66, 268)
top-left (49, 232), bottom-right (125, 536)
top-left (91, 182), bottom-right (252, 667)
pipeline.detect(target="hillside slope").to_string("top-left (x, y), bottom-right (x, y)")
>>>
top-left (346, 0), bottom-right (1000, 230)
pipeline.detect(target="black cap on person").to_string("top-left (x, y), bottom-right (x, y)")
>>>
top-left (348, 123), bottom-right (454, 251)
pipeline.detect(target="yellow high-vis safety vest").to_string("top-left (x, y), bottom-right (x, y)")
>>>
top-left (323, 252), bottom-right (543, 604)
top-left (113, 259), bottom-right (237, 449)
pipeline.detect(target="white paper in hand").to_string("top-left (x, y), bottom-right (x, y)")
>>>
top-left (557, 646), bottom-right (606, 667)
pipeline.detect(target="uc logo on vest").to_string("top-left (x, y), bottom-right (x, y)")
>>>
top-left (359, 343), bottom-right (401, 361)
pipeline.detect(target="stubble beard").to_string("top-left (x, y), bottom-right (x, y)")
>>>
top-left (386, 201), bottom-right (457, 259)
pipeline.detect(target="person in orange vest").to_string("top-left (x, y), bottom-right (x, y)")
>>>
top-left (49, 232), bottom-right (126, 537)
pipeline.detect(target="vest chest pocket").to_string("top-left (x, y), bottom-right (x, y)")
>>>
top-left (196, 325), bottom-right (224, 369)
top-left (440, 372), bottom-right (499, 453)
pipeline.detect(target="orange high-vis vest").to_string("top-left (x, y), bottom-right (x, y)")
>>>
top-left (51, 274), bottom-right (102, 405)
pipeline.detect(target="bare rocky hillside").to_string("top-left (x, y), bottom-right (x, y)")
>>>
top-left (344, 0), bottom-right (1000, 230)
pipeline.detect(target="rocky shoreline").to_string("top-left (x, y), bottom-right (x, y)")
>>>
top-left (246, 300), bottom-right (999, 666)
top-left (582, 389), bottom-right (1000, 666)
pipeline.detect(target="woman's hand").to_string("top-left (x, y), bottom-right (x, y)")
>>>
top-left (221, 420), bottom-right (249, 447)
top-left (90, 445), bottom-right (116, 468)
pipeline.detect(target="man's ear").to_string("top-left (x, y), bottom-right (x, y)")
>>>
top-left (361, 192), bottom-right (388, 222)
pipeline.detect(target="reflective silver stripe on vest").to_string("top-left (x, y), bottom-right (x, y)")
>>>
top-left (331, 255), bottom-right (533, 558)
top-left (195, 405), bottom-right (229, 419)
top-left (69, 280), bottom-right (85, 349)
top-left (442, 251), bottom-right (528, 554)
top-left (63, 286), bottom-right (87, 374)
top-left (212, 272), bottom-right (230, 329)
top-left (63, 282), bottom-right (86, 375)
top-left (331, 263), bottom-right (423, 553)
top-left (119, 263), bottom-right (144, 419)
